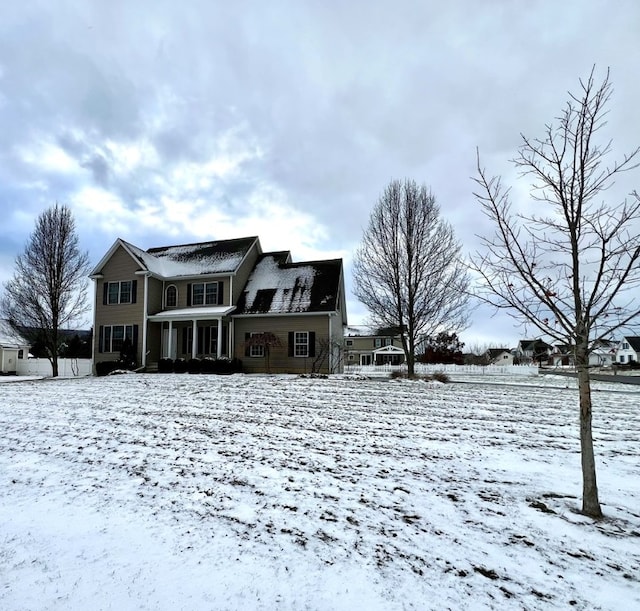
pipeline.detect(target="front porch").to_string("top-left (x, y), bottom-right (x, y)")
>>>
top-left (147, 306), bottom-right (235, 365)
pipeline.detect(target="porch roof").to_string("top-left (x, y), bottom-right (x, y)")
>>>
top-left (373, 345), bottom-right (405, 355)
top-left (148, 306), bottom-right (235, 322)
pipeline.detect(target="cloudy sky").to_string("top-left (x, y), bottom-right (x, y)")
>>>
top-left (1, 0), bottom-right (639, 348)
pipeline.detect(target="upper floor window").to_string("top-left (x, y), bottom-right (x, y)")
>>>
top-left (189, 281), bottom-right (222, 306)
top-left (104, 280), bottom-right (136, 305)
top-left (374, 338), bottom-right (382, 348)
top-left (346, 339), bottom-right (353, 346)
top-left (166, 285), bottom-right (177, 308)
top-left (622, 342), bottom-right (630, 350)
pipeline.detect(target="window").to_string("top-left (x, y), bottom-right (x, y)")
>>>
top-left (346, 339), bottom-right (353, 346)
top-left (294, 331), bottom-right (309, 357)
top-left (105, 281), bottom-right (135, 304)
top-left (250, 333), bottom-right (265, 358)
top-left (620, 355), bottom-right (626, 363)
top-left (374, 338), bottom-right (382, 348)
top-left (622, 342), bottom-right (630, 350)
top-left (384, 338), bottom-right (392, 346)
top-left (191, 282), bottom-right (219, 306)
top-left (166, 285), bottom-right (177, 308)
top-left (18, 350), bottom-right (24, 359)
top-left (101, 325), bottom-right (134, 352)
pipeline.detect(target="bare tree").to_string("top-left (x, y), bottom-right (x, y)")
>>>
top-left (1, 203), bottom-right (90, 377)
top-left (354, 179), bottom-right (470, 376)
top-left (311, 337), bottom-right (345, 374)
top-left (471, 68), bottom-right (640, 518)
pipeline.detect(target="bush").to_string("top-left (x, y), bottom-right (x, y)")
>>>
top-left (173, 358), bottom-right (188, 373)
top-left (188, 358), bottom-right (202, 374)
top-left (204, 357), bottom-right (243, 374)
top-left (96, 360), bottom-right (133, 377)
top-left (431, 371), bottom-right (451, 383)
top-left (158, 358), bottom-right (174, 373)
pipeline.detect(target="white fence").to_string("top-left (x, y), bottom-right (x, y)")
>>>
top-left (344, 363), bottom-right (539, 377)
top-left (16, 358), bottom-right (93, 377)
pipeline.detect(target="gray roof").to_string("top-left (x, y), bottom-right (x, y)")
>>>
top-left (234, 253), bottom-right (343, 315)
top-left (92, 236), bottom-right (259, 278)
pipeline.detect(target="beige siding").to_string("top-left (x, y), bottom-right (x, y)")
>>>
top-left (147, 277), bottom-right (163, 314)
top-left (94, 245), bottom-right (145, 367)
top-left (233, 315), bottom-right (332, 374)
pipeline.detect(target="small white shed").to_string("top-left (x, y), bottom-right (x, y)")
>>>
top-left (0, 320), bottom-right (31, 374)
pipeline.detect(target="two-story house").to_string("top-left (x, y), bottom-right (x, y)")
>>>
top-left (90, 236), bottom-right (347, 374)
top-left (344, 328), bottom-right (405, 366)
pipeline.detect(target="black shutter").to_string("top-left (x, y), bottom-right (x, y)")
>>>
top-left (222, 326), bottom-right (228, 355)
top-left (309, 332), bottom-right (316, 357)
top-left (288, 332), bottom-right (294, 357)
top-left (187, 284), bottom-right (192, 306)
top-left (218, 281), bottom-right (224, 305)
top-left (103, 283), bottom-right (108, 305)
top-left (98, 326), bottom-right (104, 353)
top-left (182, 328), bottom-right (188, 354)
top-left (131, 280), bottom-right (137, 304)
top-left (245, 332), bottom-right (251, 357)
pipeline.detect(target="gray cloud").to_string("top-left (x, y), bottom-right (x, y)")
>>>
top-left (1, 0), bottom-right (639, 346)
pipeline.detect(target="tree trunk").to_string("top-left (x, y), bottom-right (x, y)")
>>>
top-left (576, 344), bottom-right (602, 518)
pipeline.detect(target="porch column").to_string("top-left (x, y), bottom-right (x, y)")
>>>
top-left (192, 320), bottom-right (197, 359)
top-left (217, 318), bottom-right (223, 358)
top-left (167, 320), bottom-right (173, 359)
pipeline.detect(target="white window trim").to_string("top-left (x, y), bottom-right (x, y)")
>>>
top-left (103, 324), bottom-right (133, 353)
top-left (294, 331), bottom-right (309, 357)
top-left (107, 281), bottom-right (133, 305)
top-left (191, 282), bottom-right (219, 306)
top-left (165, 285), bottom-right (178, 308)
top-left (249, 332), bottom-right (265, 358)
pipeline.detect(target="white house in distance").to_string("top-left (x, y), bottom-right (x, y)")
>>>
top-left (0, 320), bottom-right (30, 375)
top-left (615, 336), bottom-right (640, 365)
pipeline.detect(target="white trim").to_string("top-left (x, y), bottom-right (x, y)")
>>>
top-left (142, 273), bottom-right (149, 367)
top-left (148, 306), bottom-right (235, 322)
top-left (232, 311), bottom-right (337, 319)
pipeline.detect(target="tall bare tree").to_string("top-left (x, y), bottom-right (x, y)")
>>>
top-left (354, 179), bottom-right (470, 376)
top-left (471, 68), bottom-right (640, 518)
top-left (2, 203), bottom-right (90, 377)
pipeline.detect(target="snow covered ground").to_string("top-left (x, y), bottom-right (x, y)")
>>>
top-left (1, 373), bottom-right (638, 610)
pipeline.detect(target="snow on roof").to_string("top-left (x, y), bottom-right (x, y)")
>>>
top-left (0, 320), bottom-right (29, 348)
top-left (235, 254), bottom-right (341, 315)
top-left (122, 237), bottom-right (257, 278)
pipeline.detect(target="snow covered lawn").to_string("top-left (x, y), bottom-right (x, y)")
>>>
top-left (1, 374), bottom-right (638, 610)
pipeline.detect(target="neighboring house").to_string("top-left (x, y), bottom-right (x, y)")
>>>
top-left (344, 329), bottom-right (405, 366)
top-left (550, 344), bottom-right (574, 367)
top-left (515, 339), bottom-right (554, 364)
top-left (615, 336), bottom-right (640, 365)
top-left (485, 348), bottom-right (514, 365)
top-left (590, 339), bottom-right (616, 367)
top-left (90, 236), bottom-right (347, 374)
top-left (0, 319), bottom-right (30, 374)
